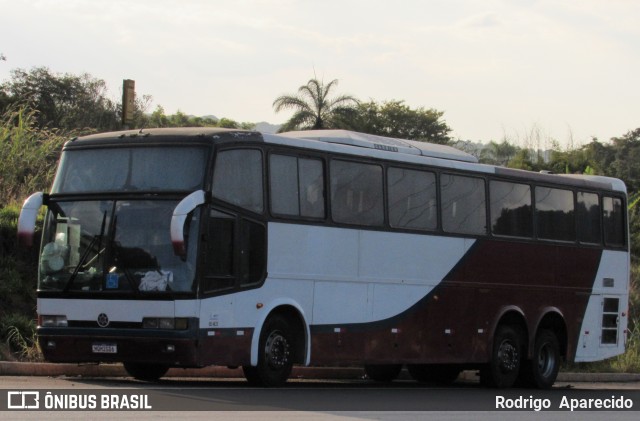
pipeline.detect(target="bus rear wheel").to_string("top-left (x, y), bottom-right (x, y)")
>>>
top-left (407, 364), bottom-right (461, 385)
top-left (123, 362), bottom-right (169, 382)
top-left (243, 315), bottom-right (294, 387)
top-left (481, 325), bottom-right (522, 388)
top-left (519, 329), bottom-right (560, 389)
top-left (364, 364), bottom-right (402, 382)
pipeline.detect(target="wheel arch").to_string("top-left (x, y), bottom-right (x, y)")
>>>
top-left (490, 306), bottom-right (529, 360)
top-left (250, 299), bottom-right (310, 366)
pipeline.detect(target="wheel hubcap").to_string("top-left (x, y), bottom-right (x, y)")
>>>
top-left (497, 339), bottom-right (519, 372)
top-left (264, 330), bottom-right (290, 369)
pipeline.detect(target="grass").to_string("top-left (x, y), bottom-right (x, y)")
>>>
top-left (0, 313), bottom-right (42, 362)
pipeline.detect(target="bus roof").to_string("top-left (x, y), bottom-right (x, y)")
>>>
top-left (277, 130), bottom-right (479, 163)
top-left (64, 127), bottom-right (260, 148)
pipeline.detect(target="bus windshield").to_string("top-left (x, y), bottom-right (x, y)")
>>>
top-left (52, 146), bottom-right (207, 193)
top-left (39, 200), bottom-right (200, 294)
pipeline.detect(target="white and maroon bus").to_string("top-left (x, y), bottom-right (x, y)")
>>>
top-left (18, 128), bottom-right (629, 389)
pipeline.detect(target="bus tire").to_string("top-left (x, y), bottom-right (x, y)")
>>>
top-left (481, 325), bottom-right (522, 388)
top-left (243, 314), bottom-right (294, 387)
top-left (123, 362), bottom-right (169, 382)
top-left (364, 364), bottom-right (402, 382)
top-left (521, 329), bottom-right (560, 389)
top-left (407, 364), bottom-right (461, 385)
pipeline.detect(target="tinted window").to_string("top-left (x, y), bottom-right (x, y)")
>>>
top-left (603, 196), bottom-right (625, 247)
top-left (53, 146), bottom-right (207, 193)
top-left (388, 167), bottom-right (437, 231)
top-left (270, 154), bottom-right (325, 218)
top-left (212, 149), bottom-right (263, 213)
top-left (331, 160), bottom-right (383, 226)
top-left (240, 219), bottom-right (266, 286)
top-left (203, 209), bottom-right (235, 293)
top-left (441, 174), bottom-right (487, 235)
top-left (577, 192), bottom-right (601, 244)
top-left (535, 187), bottom-right (575, 241)
top-left (490, 180), bottom-right (532, 237)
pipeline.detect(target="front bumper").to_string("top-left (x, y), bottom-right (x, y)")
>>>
top-left (37, 326), bottom-right (199, 367)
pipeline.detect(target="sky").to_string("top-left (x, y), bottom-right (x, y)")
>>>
top-left (1, 0), bottom-right (638, 146)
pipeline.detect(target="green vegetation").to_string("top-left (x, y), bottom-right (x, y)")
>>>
top-left (0, 69), bottom-right (638, 372)
top-left (0, 204), bottom-right (40, 361)
top-left (273, 78), bottom-right (359, 132)
top-left (273, 77), bottom-right (452, 144)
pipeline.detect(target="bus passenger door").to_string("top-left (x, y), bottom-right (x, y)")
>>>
top-left (197, 207), bottom-right (266, 365)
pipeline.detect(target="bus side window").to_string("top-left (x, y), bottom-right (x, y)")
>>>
top-left (270, 154), bottom-right (325, 219)
top-left (535, 187), bottom-right (575, 242)
top-left (441, 174), bottom-right (487, 235)
top-left (387, 167), bottom-right (437, 231)
top-left (577, 192), bottom-right (601, 244)
top-left (330, 160), bottom-right (383, 226)
top-left (489, 180), bottom-right (532, 238)
top-left (603, 196), bottom-right (624, 247)
top-left (212, 149), bottom-right (264, 213)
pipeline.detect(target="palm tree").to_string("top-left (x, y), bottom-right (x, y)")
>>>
top-left (273, 78), bottom-right (359, 132)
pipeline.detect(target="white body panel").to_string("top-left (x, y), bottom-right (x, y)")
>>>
top-left (38, 298), bottom-right (175, 322)
top-left (574, 250), bottom-right (629, 361)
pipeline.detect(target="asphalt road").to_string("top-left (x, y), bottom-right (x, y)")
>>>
top-left (1, 375), bottom-right (640, 420)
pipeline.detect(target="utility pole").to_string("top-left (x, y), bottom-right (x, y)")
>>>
top-left (122, 79), bottom-right (135, 129)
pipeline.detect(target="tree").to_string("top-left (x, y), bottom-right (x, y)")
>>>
top-left (341, 100), bottom-right (452, 144)
top-left (479, 140), bottom-right (518, 166)
top-left (169, 110), bottom-right (190, 127)
top-left (0, 67), bottom-right (121, 132)
top-left (149, 105), bottom-right (170, 128)
top-left (217, 117), bottom-right (240, 129)
top-left (607, 128), bottom-right (640, 193)
top-left (273, 78), bottom-right (359, 132)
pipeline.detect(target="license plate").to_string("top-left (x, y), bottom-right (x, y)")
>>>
top-left (92, 343), bottom-right (117, 353)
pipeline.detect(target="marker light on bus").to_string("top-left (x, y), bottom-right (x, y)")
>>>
top-left (39, 315), bottom-right (68, 327)
top-left (142, 317), bottom-right (189, 330)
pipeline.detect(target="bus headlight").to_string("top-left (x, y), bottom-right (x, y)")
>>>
top-left (142, 317), bottom-right (188, 330)
top-left (39, 315), bottom-right (68, 327)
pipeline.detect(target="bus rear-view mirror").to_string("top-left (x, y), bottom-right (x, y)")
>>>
top-left (170, 190), bottom-right (206, 257)
top-left (17, 192), bottom-right (45, 248)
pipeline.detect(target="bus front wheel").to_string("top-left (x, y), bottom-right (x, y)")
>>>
top-left (481, 325), bottom-right (522, 388)
top-left (243, 315), bottom-right (294, 387)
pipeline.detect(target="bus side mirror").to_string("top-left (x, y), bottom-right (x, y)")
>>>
top-left (170, 190), bottom-right (206, 256)
top-left (17, 192), bottom-right (45, 248)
